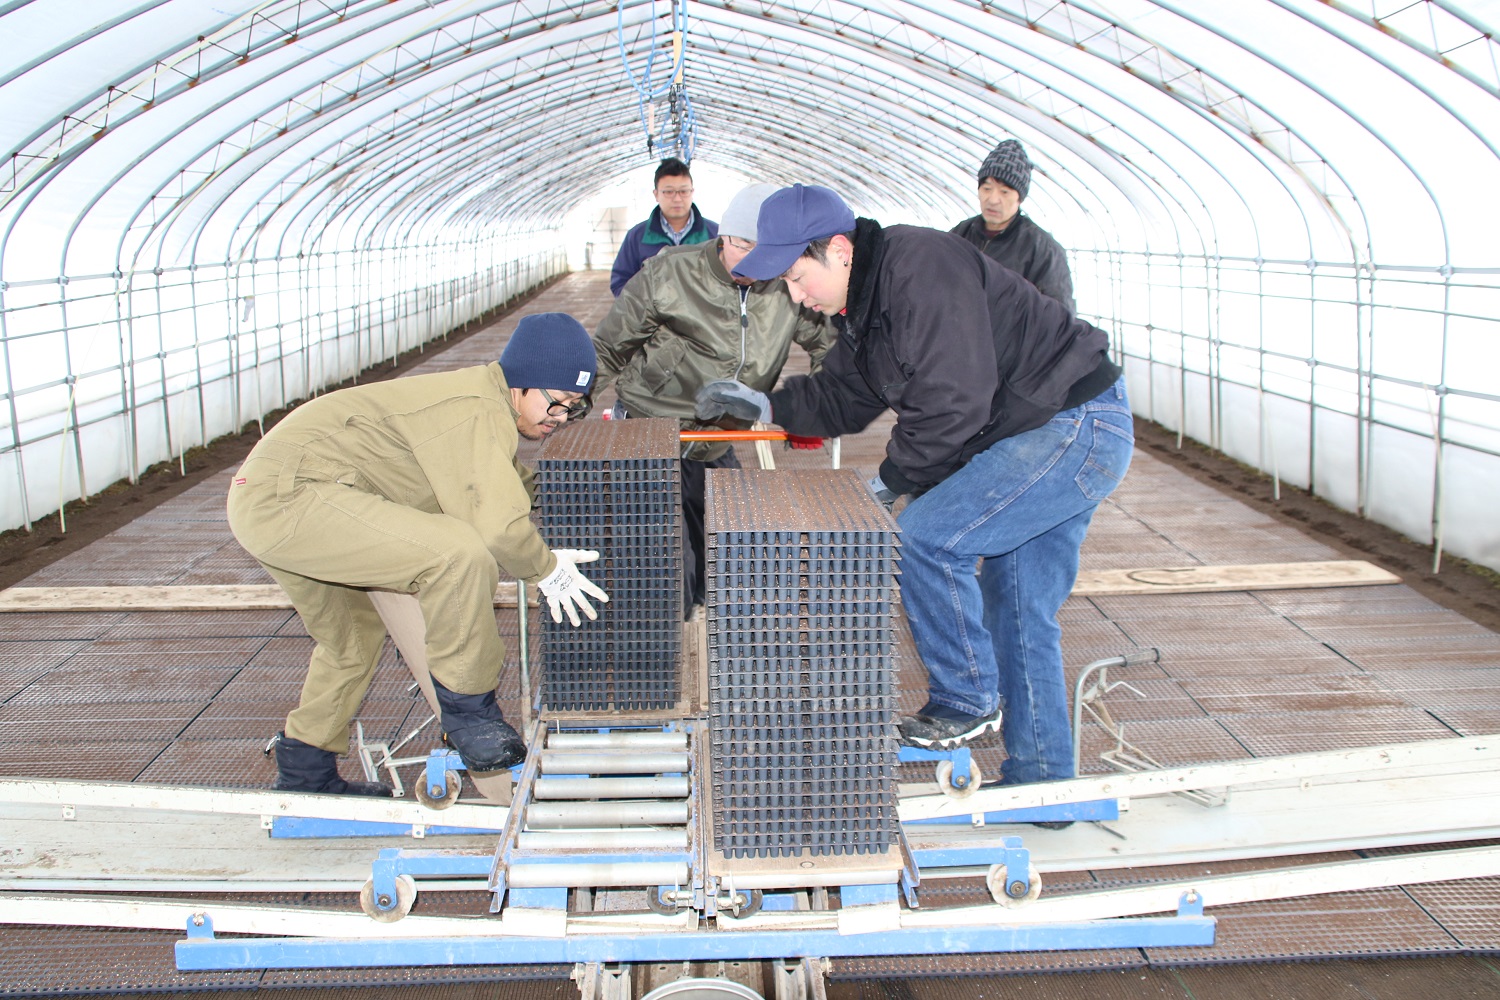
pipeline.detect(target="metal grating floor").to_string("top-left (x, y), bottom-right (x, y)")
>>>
top-left (1, 272), bottom-right (1498, 995)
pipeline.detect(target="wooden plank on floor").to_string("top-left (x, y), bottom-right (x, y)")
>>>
top-left (0, 582), bottom-right (525, 611)
top-left (0, 561), bottom-right (1397, 612)
top-left (1072, 559), bottom-right (1400, 596)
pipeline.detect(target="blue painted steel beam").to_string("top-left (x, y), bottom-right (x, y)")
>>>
top-left (176, 915), bottom-right (1214, 969)
top-left (905, 799), bottom-right (1121, 827)
top-left (268, 816), bottom-right (503, 839)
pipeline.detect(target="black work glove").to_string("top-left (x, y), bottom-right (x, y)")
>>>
top-left (695, 380), bottom-right (772, 424)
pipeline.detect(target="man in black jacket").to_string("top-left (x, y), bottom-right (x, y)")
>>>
top-left (695, 184), bottom-right (1134, 787)
top-left (950, 139), bottom-right (1075, 314)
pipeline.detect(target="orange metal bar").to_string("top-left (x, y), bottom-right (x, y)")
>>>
top-left (679, 430), bottom-right (787, 442)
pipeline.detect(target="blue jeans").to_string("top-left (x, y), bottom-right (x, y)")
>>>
top-left (896, 379), bottom-right (1134, 784)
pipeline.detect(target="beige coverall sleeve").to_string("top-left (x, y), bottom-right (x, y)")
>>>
top-left (418, 408), bottom-right (556, 585)
top-left (516, 459), bottom-right (537, 503)
top-left (592, 268), bottom-right (661, 396)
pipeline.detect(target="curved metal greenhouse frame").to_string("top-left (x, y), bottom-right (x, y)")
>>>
top-left (0, 0), bottom-right (1496, 569)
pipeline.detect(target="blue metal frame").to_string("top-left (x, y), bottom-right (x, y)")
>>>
top-left (268, 816), bottom-right (504, 838)
top-left (242, 724), bottom-right (1165, 966)
top-left (896, 740), bottom-right (1118, 826)
top-left (365, 848), bottom-right (494, 915)
top-left (176, 902), bottom-right (1214, 969)
top-left (269, 749), bottom-right (513, 840)
top-left (898, 744), bottom-right (975, 791)
top-left (905, 798), bottom-right (1121, 827)
top-left (906, 836), bottom-right (1037, 899)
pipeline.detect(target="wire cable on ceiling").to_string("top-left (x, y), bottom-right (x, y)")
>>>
top-left (617, 0), bottom-right (697, 162)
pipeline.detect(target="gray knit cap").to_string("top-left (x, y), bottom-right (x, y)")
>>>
top-left (719, 183), bottom-right (780, 241)
top-left (978, 139), bottom-right (1032, 201)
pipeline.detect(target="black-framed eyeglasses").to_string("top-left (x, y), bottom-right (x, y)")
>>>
top-left (540, 388), bottom-right (592, 421)
top-left (724, 237), bottom-right (756, 252)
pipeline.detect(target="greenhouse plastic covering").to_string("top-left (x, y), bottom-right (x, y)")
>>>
top-left (0, 0), bottom-right (1496, 569)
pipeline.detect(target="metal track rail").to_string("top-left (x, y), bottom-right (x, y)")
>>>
top-left (0, 776), bottom-right (508, 830)
top-left (903, 735), bottom-right (1500, 873)
top-left (2, 851), bottom-right (1488, 965)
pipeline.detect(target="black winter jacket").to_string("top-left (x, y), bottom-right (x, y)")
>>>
top-left (951, 212), bottom-right (1075, 315)
top-left (769, 220), bottom-right (1119, 497)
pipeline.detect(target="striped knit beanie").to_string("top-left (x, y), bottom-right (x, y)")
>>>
top-left (978, 139), bottom-right (1032, 201)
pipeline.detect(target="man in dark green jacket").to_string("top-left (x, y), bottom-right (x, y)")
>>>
top-left (595, 183), bottom-right (834, 615)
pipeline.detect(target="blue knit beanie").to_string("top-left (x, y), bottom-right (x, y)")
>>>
top-left (500, 313), bottom-right (597, 393)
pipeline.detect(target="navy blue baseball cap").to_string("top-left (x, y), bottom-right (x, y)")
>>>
top-left (732, 184), bottom-right (856, 281)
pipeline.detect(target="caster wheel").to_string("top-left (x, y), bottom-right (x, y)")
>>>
top-left (724, 888), bottom-right (762, 918)
top-left (986, 864), bottom-right (1041, 907)
top-left (934, 759), bottom-right (981, 799)
top-left (646, 885), bottom-right (684, 915)
top-left (415, 770), bottom-right (461, 810)
top-left (359, 874), bottom-right (417, 922)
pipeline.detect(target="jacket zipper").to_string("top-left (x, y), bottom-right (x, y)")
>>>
top-left (733, 284), bottom-right (749, 381)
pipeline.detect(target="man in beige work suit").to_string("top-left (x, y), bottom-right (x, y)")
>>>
top-left (228, 313), bottom-right (609, 796)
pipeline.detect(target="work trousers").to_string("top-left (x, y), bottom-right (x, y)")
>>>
top-left (680, 447), bottom-right (742, 615)
top-left (897, 379), bottom-right (1134, 785)
top-left (226, 443), bottom-right (506, 753)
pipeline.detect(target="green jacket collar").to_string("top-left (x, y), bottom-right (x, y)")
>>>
top-left (641, 204), bottom-right (714, 247)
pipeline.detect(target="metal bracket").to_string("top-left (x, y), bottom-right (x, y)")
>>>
top-left (770, 957), bottom-right (829, 1000)
top-left (1071, 649), bottom-right (1225, 806)
top-left (573, 961), bottom-right (631, 1000)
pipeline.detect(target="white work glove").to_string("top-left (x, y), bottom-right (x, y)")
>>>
top-left (537, 549), bottom-right (611, 627)
top-left (695, 380), bottom-right (773, 424)
top-left (867, 474), bottom-right (899, 510)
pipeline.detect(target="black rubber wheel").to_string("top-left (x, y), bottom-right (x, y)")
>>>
top-left (646, 885), bottom-right (683, 915)
top-left (725, 888), bottom-right (762, 918)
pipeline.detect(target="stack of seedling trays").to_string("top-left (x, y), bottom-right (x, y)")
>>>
top-left (533, 418), bottom-right (683, 716)
top-left (705, 469), bottom-right (901, 866)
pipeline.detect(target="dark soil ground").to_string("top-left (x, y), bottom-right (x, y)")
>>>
top-left (2, 296), bottom-right (1497, 636)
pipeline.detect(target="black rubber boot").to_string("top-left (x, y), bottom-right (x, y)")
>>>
top-left (270, 732), bottom-right (393, 797)
top-left (431, 678), bottom-right (527, 772)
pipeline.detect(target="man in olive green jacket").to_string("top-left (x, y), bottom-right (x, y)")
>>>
top-left (228, 313), bottom-right (608, 796)
top-left (594, 183), bottom-right (835, 614)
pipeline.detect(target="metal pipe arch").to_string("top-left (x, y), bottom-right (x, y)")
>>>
top-left (130, 0), bottom-right (562, 270)
top-left (0, 0), bottom-right (381, 216)
top-left (248, 47), bottom-right (980, 253)
top-left (0, 0), bottom-right (1200, 277)
top-left (141, 1), bottom-right (639, 263)
top-left (87, 0), bottom-right (612, 273)
top-left (50, 0), bottom-right (1193, 265)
